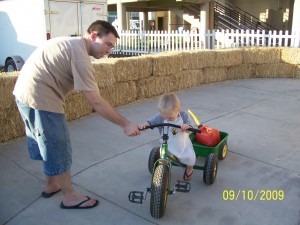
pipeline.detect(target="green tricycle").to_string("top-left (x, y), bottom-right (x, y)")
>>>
top-left (128, 113), bottom-right (229, 219)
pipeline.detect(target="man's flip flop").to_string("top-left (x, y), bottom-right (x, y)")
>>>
top-left (41, 189), bottom-right (61, 198)
top-left (60, 196), bottom-right (99, 209)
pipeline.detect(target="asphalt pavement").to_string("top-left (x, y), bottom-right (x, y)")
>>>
top-left (1, 78), bottom-right (299, 225)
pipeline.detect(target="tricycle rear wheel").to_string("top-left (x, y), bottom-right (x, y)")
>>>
top-left (150, 164), bottom-right (169, 219)
top-left (148, 147), bottom-right (160, 174)
top-left (203, 154), bottom-right (218, 185)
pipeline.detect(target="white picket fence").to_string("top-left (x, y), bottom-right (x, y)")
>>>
top-left (112, 29), bottom-right (300, 56)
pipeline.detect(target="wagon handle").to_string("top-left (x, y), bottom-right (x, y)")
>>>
top-left (187, 109), bottom-right (202, 127)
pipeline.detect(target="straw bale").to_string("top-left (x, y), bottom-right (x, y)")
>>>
top-left (243, 47), bottom-right (281, 64)
top-left (111, 56), bottom-right (152, 82)
top-left (255, 63), bottom-right (295, 78)
top-left (99, 81), bottom-right (137, 106)
top-left (203, 67), bottom-right (228, 84)
top-left (227, 64), bottom-right (254, 80)
top-left (0, 107), bottom-right (24, 142)
top-left (93, 59), bottom-right (117, 88)
top-left (136, 76), bottom-right (175, 99)
top-left (295, 65), bottom-right (300, 79)
top-left (173, 69), bottom-right (203, 90)
top-left (65, 91), bottom-right (93, 121)
top-left (215, 49), bottom-right (243, 67)
top-left (152, 51), bottom-right (183, 76)
top-left (281, 48), bottom-right (300, 64)
top-left (0, 73), bottom-right (18, 108)
top-left (181, 50), bottom-right (216, 70)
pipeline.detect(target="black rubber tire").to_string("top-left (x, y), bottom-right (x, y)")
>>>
top-left (5, 59), bottom-right (17, 72)
top-left (203, 153), bottom-right (218, 185)
top-left (150, 164), bottom-right (169, 219)
top-left (148, 147), bottom-right (160, 174)
top-left (218, 141), bottom-right (228, 160)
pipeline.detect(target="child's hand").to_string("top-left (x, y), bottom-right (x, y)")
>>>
top-left (138, 122), bottom-right (150, 130)
top-left (181, 124), bottom-right (191, 131)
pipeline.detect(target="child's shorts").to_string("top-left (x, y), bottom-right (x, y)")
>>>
top-left (16, 99), bottom-right (72, 176)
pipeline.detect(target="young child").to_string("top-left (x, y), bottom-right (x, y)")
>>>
top-left (139, 93), bottom-right (195, 181)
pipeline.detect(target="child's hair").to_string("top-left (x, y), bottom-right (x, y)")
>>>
top-left (157, 93), bottom-right (181, 113)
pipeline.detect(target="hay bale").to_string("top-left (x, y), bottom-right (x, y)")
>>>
top-left (112, 56), bottom-right (152, 82)
top-left (0, 73), bottom-right (18, 108)
top-left (65, 91), bottom-right (93, 121)
top-left (173, 69), bottom-right (203, 90)
top-left (136, 76), bottom-right (174, 99)
top-left (152, 51), bottom-right (183, 76)
top-left (0, 107), bottom-right (24, 142)
top-left (281, 48), bottom-right (300, 64)
top-left (203, 67), bottom-right (227, 84)
top-left (0, 72), bottom-right (24, 142)
top-left (99, 81), bottom-right (137, 106)
top-left (243, 47), bottom-right (281, 64)
top-left (255, 63), bottom-right (295, 78)
top-left (295, 65), bottom-right (300, 79)
top-left (181, 50), bottom-right (216, 70)
top-left (93, 59), bottom-right (117, 88)
top-left (215, 49), bottom-right (243, 67)
top-left (227, 64), bottom-right (254, 80)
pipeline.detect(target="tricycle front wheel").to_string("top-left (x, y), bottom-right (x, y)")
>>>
top-left (148, 147), bottom-right (160, 174)
top-left (150, 164), bottom-right (169, 219)
top-left (203, 154), bottom-right (218, 185)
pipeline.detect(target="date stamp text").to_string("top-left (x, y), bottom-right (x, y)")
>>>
top-left (222, 189), bottom-right (284, 201)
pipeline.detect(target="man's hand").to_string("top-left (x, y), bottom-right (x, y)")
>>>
top-left (123, 121), bottom-right (141, 137)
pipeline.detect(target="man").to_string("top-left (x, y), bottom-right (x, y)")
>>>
top-left (13, 20), bottom-right (140, 209)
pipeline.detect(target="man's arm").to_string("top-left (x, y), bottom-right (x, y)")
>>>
top-left (82, 90), bottom-right (140, 136)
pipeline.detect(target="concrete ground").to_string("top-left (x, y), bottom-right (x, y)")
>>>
top-left (0, 78), bottom-right (299, 225)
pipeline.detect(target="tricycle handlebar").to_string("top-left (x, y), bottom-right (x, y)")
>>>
top-left (143, 123), bottom-right (201, 133)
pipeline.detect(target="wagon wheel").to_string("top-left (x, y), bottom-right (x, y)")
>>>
top-left (218, 141), bottom-right (228, 160)
top-left (148, 147), bottom-right (160, 174)
top-left (150, 164), bottom-right (170, 219)
top-left (203, 154), bottom-right (218, 185)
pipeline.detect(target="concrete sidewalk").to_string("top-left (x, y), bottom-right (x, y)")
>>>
top-left (1, 78), bottom-right (299, 225)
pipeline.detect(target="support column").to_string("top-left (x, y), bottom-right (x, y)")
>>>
top-left (292, 0), bottom-right (300, 32)
top-left (126, 11), bottom-right (130, 30)
top-left (292, 0), bottom-right (300, 46)
top-left (200, 2), bottom-right (209, 32)
top-left (117, 1), bottom-right (126, 31)
top-left (209, 1), bottom-right (215, 31)
top-left (168, 11), bottom-right (172, 31)
top-left (178, 10), bottom-right (184, 31)
top-left (143, 11), bottom-right (148, 30)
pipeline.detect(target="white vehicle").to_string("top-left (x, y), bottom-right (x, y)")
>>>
top-left (0, 0), bottom-right (107, 72)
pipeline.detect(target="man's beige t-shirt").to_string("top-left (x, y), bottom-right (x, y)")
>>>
top-left (13, 37), bottom-right (98, 113)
